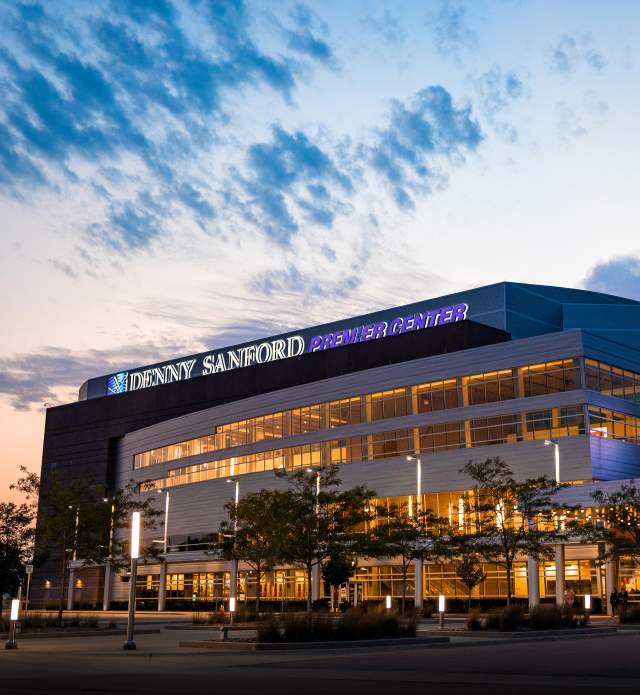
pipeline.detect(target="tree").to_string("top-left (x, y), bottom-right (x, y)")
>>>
top-left (322, 551), bottom-right (354, 611)
top-left (14, 466), bottom-right (160, 624)
top-left (370, 502), bottom-right (451, 615)
top-left (460, 457), bottom-right (568, 605)
top-left (275, 464), bottom-right (376, 612)
top-left (218, 489), bottom-right (288, 613)
top-left (0, 500), bottom-right (35, 600)
top-left (455, 554), bottom-right (486, 611)
top-left (592, 482), bottom-right (640, 569)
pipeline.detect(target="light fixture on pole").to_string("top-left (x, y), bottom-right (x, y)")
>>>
top-left (25, 564), bottom-right (33, 612)
top-left (123, 511), bottom-right (141, 651)
top-left (584, 593), bottom-right (591, 612)
top-left (307, 467), bottom-right (322, 604)
top-left (385, 595), bottom-right (392, 612)
top-left (5, 599), bottom-right (19, 649)
top-left (226, 478), bottom-right (240, 624)
top-left (438, 594), bottom-right (446, 629)
top-left (156, 488), bottom-right (170, 612)
top-left (406, 456), bottom-right (422, 515)
top-left (544, 439), bottom-right (560, 484)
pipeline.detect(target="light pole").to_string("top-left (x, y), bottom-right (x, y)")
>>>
top-left (307, 468), bottom-right (321, 603)
top-left (123, 511), bottom-right (141, 651)
top-left (102, 497), bottom-right (115, 611)
top-left (406, 456), bottom-right (423, 609)
top-left (5, 598), bottom-right (20, 649)
top-left (156, 489), bottom-right (171, 612)
top-left (544, 439), bottom-right (560, 484)
top-left (67, 505), bottom-right (80, 611)
top-left (24, 564), bottom-right (33, 612)
top-left (226, 478), bottom-right (240, 624)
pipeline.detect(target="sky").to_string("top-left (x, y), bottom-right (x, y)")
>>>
top-left (1, 0), bottom-right (639, 501)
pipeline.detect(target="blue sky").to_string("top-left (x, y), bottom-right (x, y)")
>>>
top-left (0, 0), bottom-right (639, 494)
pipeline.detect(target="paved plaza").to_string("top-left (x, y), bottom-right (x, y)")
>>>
top-left (1, 620), bottom-right (639, 695)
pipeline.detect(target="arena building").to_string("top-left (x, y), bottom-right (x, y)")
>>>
top-left (33, 282), bottom-right (640, 612)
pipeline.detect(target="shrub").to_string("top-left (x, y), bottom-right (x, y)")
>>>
top-left (485, 605), bottom-right (524, 631)
top-left (421, 602), bottom-right (434, 619)
top-left (258, 616), bottom-right (282, 642)
top-left (529, 604), bottom-right (564, 629)
top-left (620, 605), bottom-right (640, 624)
top-left (467, 609), bottom-right (482, 631)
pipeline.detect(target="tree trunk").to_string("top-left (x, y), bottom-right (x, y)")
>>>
top-left (255, 562), bottom-right (261, 615)
top-left (401, 563), bottom-right (407, 617)
top-left (306, 563), bottom-right (313, 613)
top-left (468, 589), bottom-right (472, 612)
top-left (57, 553), bottom-right (67, 627)
top-left (505, 561), bottom-right (512, 606)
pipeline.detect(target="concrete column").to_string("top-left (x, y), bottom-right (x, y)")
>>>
top-left (311, 562), bottom-right (321, 602)
top-left (555, 544), bottom-right (565, 606)
top-left (414, 559), bottom-right (423, 609)
top-left (605, 552), bottom-right (616, 617)
top-left (527, 556), bottom-right (540, 610)
top-left (66, 569), bottom-right (75, 611)
top-left (102, 563), bottom-right (111, 611)
top-left (158, 562), bottom-right (167, 611)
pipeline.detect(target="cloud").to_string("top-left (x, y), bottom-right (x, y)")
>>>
top-left (283, 4), bottom-right (336, 66)
top-left (473, 66), bottom-right (527, 143)
top-left (237, 126), bottom-right (354, 245)
top-left (367, 86), bottom-right (483, 209)
top-left (0, 0), bottom-right (335, 254)
top-left (364, 9), bottom-right (407, 46)
top-left (429, 1), bottom-right (478, 61)
top-left (583, 256), bottom-right (640, 301)
top-left (0, 341), bottom-right (186, 410)
top-left (549, 33), bottom-right (606, 75)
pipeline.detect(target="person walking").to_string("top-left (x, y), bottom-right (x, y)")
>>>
top-left (620, 586), bottom-right (629, 620)
top-left (610, 588), bottom-right (619, 617)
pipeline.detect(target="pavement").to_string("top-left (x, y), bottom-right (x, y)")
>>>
top-left (1, 617), bottom-right (640, 694)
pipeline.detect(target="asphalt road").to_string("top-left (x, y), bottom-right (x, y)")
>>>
top-left (1, 627), bottom-right (639, 694)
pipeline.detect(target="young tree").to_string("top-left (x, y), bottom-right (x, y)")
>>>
top-left (218, 489), bottom-right (289, 613)
top-left (460, 457), bottom-right (568, 605)
top-left (14, 466), bottom-right (160, 624)
top-left (455, 554), bottom-right (487, 611)
top-left (276, 464), bottom-right (376, 612)
top-left (0, 500), bottom-right (35, 600)
top-left (322, 550), bottom-right (354, 611)
top-left (592, 482), bottom-right (640, 568)
top-left (370, 502), bottom-right (451, 615)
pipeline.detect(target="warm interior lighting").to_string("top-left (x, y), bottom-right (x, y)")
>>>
top-left (130, 511), bottom-right (141, 559)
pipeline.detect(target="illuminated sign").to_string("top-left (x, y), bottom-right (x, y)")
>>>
top-left (102, 302), bottom-right (469, 396)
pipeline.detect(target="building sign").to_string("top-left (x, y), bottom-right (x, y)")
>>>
top-left (102, 302), bottom-right (468, 397)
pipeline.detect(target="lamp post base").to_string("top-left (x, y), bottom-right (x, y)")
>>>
top-left (5, 641), bottom-right (18, 650)
top-left (123, 641), bottom-right (137, 651)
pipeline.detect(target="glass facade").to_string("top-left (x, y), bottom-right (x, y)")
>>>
top-left (585, 359), bottom-right (640, 404)
top-left (134, 357), bottom-right (585, 469)
top-left (589, 406), bottom-right (640, 444)
top-left (140, 405), bottom-right (588, 491)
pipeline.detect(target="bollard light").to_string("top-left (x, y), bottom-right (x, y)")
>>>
top-left (229, 596), bottom-right (236, 613)
top-left (584, 593), bottom-right (591, 611)
top-left (385, 595), bottom-right (392, 610)
top-left (5, 599), bottom-right (19, 649)
top-left (438, 594), bottom-right (445, 613)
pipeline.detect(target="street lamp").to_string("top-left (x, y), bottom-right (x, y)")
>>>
top-left (544, 439), bottom-right (560, 483)
top-left (156, 489), bottom-right (171, 612)
top-left (406, 456), bottom-right (422, 516)
top-left (226, 478), bottom-right (240, 624)
top-left (102, 497), bottom-right (116, 612)
top-left (306, 468), bottom-right (322, 603)
top-left (123, 511), bottom-right (141, 651)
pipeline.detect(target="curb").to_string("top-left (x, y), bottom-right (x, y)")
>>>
top-left (179, 635), bottom-right (450, 651)
top-left (0, 628), bottom-right (161, 640)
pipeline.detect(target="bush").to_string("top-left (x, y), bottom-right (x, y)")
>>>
top-left (466, 609), bottom-right (482, 631)
top-left (421, 602), bottom-right (434, 619)
top-left (485, 605), bottom-right (524, 631)
top-left (256, 609), bottom-right (417, 642)
top-left (620, 605), bottom-right (640, 624)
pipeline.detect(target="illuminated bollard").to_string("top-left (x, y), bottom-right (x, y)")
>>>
top-left (385, 595), bottom-right (392, 612)
top-left (5, 599), bottom-right (19, 649)
top-left (438, 594), bottom-right (445, 629)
